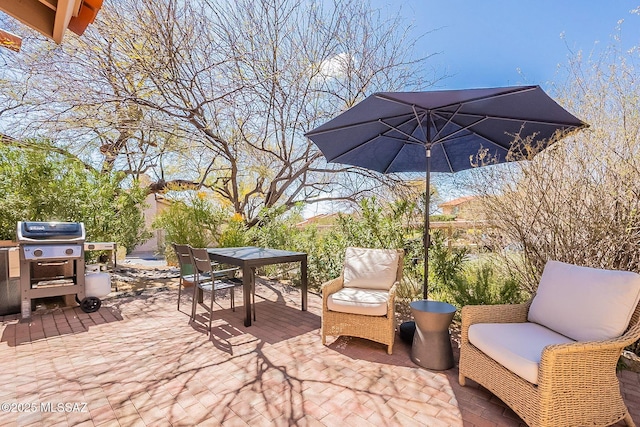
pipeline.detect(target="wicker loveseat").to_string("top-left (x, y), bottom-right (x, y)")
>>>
top-left (321, 247), bottom-right (404, 354)
top-left (459, 260), bottom-right (640, 427)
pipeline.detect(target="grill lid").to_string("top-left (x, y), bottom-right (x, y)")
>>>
top-left (17, 221), bottom-right (86, 242)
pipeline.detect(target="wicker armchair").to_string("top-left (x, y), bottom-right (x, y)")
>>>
top-left (459, 261), bottom-right (640, 427)
top-left (321, 247), bottom-right (404, 354)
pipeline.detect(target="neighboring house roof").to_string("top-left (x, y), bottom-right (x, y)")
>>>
top-left (295, 213), bottom-right (341, 229)
top-left (438, 196), bottom-right (477, 208)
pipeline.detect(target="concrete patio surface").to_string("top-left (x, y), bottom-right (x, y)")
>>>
top-left (0, 281), bottom-right (638, 426)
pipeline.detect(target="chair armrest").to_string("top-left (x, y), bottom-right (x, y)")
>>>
top-left (388, 281), bottom-right (398, 298)
top-left (386, 282), bottom-right (398, 318)
top-left (543, 321), bottom-right (640, 358)
top-left (212, 266), bottom-right (240, 279)
top-left (321, 276), bottom-right (344, 309)
top-left (537, 321), bottom-right (640, 392)
top-left (461, 300), bottom-right (532, 344)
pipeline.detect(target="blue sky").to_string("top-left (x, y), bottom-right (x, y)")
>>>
top-left (374, 1), bottom-right (640, 90)
top-left (305, 2), bottom-right (640, 217)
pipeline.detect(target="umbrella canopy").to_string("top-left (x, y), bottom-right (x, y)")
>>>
top-left (305, 85), bottom-right (588, 299)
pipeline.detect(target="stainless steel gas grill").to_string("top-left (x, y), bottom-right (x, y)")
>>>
top-left (17, 221), bottom-right (99, 319)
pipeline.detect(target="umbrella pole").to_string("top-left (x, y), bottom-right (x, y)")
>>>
top-left (423, 147), bottom-right (431, 300)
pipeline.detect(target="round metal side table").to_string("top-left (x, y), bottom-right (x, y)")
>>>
top-left (410, 300), bottom-right (456, 370)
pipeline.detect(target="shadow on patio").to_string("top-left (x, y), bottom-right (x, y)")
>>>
top-left (0, 280), bottom-right (637, 426)
top-left (1, 305), bottom-right (123, 347)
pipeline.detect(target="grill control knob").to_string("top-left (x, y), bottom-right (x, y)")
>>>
top-left (33, 249), bottom-right (43, 257)
top-left (65, 248), bottom-right (75, 255)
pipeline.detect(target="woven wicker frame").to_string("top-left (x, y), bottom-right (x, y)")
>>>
top-left (321, 249), bottom-right (404, 354)
top-left (459, 298), bottom-right (640, 427)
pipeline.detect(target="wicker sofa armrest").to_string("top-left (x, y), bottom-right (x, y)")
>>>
top-left (321, 276), bottom-right (344, 308)
top-left (461, 300), bottom-right (532, 343)
top-left (538, 321), bottom-right (640, 392)
top-left (386, 282), bottom-right (398, 317)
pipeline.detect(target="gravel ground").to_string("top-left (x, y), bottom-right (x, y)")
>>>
top-left (109, 263), bottom-right (180, 294)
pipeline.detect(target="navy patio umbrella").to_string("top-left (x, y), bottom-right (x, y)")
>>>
top-left (305, 85), bottom-right (587, 299)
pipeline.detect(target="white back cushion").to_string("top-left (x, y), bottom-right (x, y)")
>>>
top-left (528, 260), bottom-right (640, 342)
top-left (343, 247), bottom-right (400, 290)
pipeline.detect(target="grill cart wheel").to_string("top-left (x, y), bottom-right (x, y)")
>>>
top-left (80, 296), bottom-right (101, 313)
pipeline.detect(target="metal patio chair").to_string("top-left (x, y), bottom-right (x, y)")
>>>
top-left (189, 247), bottom-right (240, 332)
top-left (172, 243), bottom-right (197, 312)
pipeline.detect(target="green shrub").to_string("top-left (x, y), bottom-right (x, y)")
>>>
top-left (285, 198), bottom-right (470, 298)
top-left (421, 230), bottom-right (528, 308)
top-left (152, 191), bottom-right (226, 262)
top-left (238, 198), bottom-right (424, 292)
top-left (428, 230), bottom-right (469, 293)
top-left (247, 205), bottom-right (302, 250)
top-left (300, 198), bottom-right (430, 297)
top-left (301, 226), bottom-right (348, 289)
top-left (0, 144), bottom-right (148, 252)
top-left (218, 214), bottom-right (249, 248)
top-left (444, 262), bottom-right (528, 308)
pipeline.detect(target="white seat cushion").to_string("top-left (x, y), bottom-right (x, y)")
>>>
top-left (528, 260), bottom-right (640, 342)
top-left (469, 322), bottom-right (575, 385)
top-left (327, 288), bottom-right (389, 316)
top-left (343, 247), bottom-right (400, 290)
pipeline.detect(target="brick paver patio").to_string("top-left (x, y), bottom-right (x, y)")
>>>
top-left (0, 281), bottom-right (638, 426)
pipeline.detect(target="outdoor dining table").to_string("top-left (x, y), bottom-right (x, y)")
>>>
top-left (206, 246), bottom-right (308, 327)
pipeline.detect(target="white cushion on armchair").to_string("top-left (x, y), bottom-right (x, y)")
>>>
top-left (468, 322), bottom-right (574, 384)
top-left (327, 288), bottom-right (390, 316)
top-left (528, 260), bottom-right (640, 342)
top-left (343, 247), bottom-right (400, 290)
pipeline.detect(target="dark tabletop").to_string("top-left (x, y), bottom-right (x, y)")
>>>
top-left (410, 300), bottom-right (457, 314)
top-left (207, 246), bottom-right (305, 260)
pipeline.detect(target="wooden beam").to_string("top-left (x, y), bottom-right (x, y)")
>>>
top-left (0, 28), bottom-right (21, 52)
top-left (52, 0), bottom-right (80, 44)
top-left (0, 0), bottom-right (55, 39)
top-left (37, 0), bottom-right (58, 12)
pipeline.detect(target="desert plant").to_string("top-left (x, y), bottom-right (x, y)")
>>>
top-left (218, 213), bottom-right (249, 248)
top-left (464, 37), bottom-right (640, 293)
top-left (247, 205), bottom-right (303, 250)
top-left (428, 230), bottom-right (469, 293)
top-left (444, 262), bottom-right (527, 308)
top-left (0, 144), bottom-right (148, 252)
top-left (153, 191), bottom-right (226, 262)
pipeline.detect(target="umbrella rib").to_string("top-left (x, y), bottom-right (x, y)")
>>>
top-left (432, 104), bottom-right (462, 142)
top-left (383, 135), bottom-right (424, 145)
top-left (438, 127), bottom-right (512, 153)
top-left (439, 111), bottom-right (585, 128)
top-left (380, 109), bottom-right (427, 146)
top-left (430, 112), bottom-right (514, 154)
top-left (431, 114), bottom-right (489, 145)
top-left (412, 105), bottom-right (428, 142)
top-left (378, 119), bottom-right (425, 144)
top-left (382, 142), bottom-right (410, 174)
top-left (327, 134), bottom-right (384, 162)
top-left (305, 112), bottom-right (415, 136)
top-left (374, 86), bottom-right (538, 115)
top-left (440, 144), bottom-right (455, 173)
top-left (430, 110), bottom-right (583, 153)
